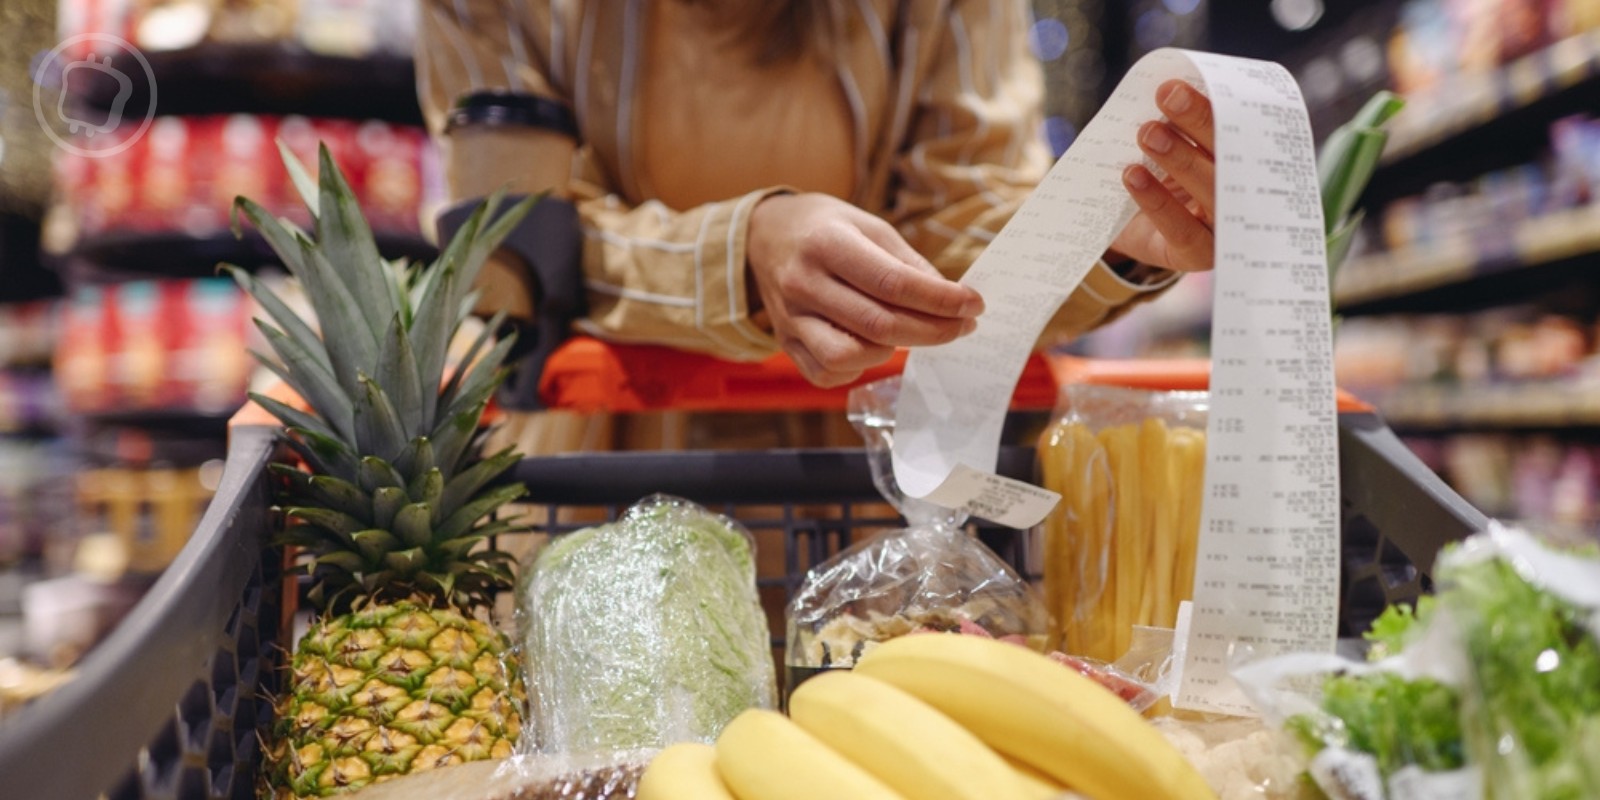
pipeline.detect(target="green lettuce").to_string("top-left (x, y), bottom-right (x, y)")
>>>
top-left (520, 496), bottom-right (777, 753)
top-left (1288, 540), bottom-right (1600, 798)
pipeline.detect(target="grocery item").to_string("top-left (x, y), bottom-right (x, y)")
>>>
top-left (853, 634), bottom-right (1216, 800)
top-left (635, 743), bottom-right (736, 800)
top-left (1152, 716), bottom-right (1315, 800)
top-left (54, 115), bottom-right (436, 243)
top-left (787, 670), bottom-right (1030, 800)
top-left (53, 278), bottom-right (253, 416)
top-left (1039, 384), bottom-right (1207, 662)
top-left (232, 144), bottom-right (536, 797)
top-left (342, 756), bottom-right (647, 800)
top-left (785, 376), bottom-right (1050, 689)
top-left (519, 495), bottom-right (776, 754)
top-left (1238, 523), bottom-right (1600, 799)
top-left (713, 709), bottom-right (903, 800)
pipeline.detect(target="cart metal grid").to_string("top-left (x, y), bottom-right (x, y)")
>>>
top-left (0, 412), bottom-right (1487, 799)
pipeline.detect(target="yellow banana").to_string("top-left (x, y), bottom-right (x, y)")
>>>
top-left (713, 709), bottom-right (904, 800)
top-left (1002, 754), bottom-right (1072, 800)
top-left (853, 635), bottom-right (1216, 800)
top-left (788, 670), bottom-right (1031, 800)
top-left (637, 742), bottom-right (737, 800)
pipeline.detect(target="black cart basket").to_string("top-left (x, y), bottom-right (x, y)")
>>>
top-left (0, 408), bottom-right (1485, 800)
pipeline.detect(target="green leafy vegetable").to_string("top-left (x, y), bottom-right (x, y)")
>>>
top-left (1362, 595), bottom-right (1434, 662)
top-left (1288, 538), bottom-right (1600, 798)
top-left (520, 495), bottom-right (777, 752)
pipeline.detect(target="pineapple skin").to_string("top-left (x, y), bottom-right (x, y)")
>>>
top-left (268, 600), bottom-right (524, 799)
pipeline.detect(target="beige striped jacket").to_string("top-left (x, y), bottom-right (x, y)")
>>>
top-left (416, 0), bottom-right (1178, 363)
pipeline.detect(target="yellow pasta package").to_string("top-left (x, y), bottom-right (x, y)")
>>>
top-left (1038, 383), bottom-right (1208, 663)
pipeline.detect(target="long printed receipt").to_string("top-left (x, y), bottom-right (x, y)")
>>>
top-left (892, 48), bottom-right (1339, 714)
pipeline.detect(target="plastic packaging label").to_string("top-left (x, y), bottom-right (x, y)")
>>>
top-left (918, 464), bottom-right (1062, 529)
top-left (891, 48), bottom-right (1339, 714)
top-left (1309, 748), bottom-right (1386, 800)
top-left (1386, 765), bottom-right (1481, 800)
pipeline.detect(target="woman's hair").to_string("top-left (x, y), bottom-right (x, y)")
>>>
top-left (696, 0), bottom-right (835, 66)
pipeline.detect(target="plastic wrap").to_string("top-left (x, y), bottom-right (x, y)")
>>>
top-left (519, 495), bottom-right (776, 755)
top-left (346, 753), bottom-right (648, 800)
top-left (1038, 383), bottom-right (1209, 663)
top-left (783, 377), bottom-right (1054, 693)
top-left (1235, 522), bottom-right (1600, 800)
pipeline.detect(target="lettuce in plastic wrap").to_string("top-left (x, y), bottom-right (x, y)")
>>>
top-left (1237, 523), bottom-right (1600, 799)
top-left (519, 495), bottom-right (776, 754)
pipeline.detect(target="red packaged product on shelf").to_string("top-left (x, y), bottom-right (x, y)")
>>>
top-left (56, 287), bottom-right (110, 413)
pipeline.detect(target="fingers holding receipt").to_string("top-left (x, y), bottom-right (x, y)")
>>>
top-left (891, 49), bottom-right (1339, 716)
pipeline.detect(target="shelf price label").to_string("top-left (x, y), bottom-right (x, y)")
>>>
top-left (890, 48), bottom-right (1339, 716)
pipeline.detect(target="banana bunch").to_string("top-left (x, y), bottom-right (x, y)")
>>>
top-left (1040, 416), bottom-right (1206, 663)
top-left (637, 635), bottom-right (1216, 800)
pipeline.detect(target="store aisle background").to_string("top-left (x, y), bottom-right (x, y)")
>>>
top-left (3, 0), bottom-right (1600, 707)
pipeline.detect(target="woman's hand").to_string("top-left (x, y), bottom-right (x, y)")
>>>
top-left (1110, 79), bottom-right (1218, 273)
top-left (747, 193), bottom-right (984, 388)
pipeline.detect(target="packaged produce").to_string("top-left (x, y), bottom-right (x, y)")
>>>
top-left (784, 376), bottom-right (1052, 688)
top-left (519, 495), bottom-right (776, 754)
top-left (1038, 383), bottom-right (1208, 663)
top-left (1236, 523), bottom-right (1600, 799)
top-left (343, 755), bottom-right (648, 800)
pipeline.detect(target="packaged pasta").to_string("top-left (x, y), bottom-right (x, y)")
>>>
top-left (1038, 382), bottom-right (1209, 663)
top-left (784, 377), bottom-right (1054, 696)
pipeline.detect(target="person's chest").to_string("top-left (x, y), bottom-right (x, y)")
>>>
top-left (633, 1), bottom-right (858, 209)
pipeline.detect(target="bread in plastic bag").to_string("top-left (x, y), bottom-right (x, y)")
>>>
top-left (1037, 383), bottom-right (1209, 663)
top-left (783, 376), bottom-right (1054, 692)
top-left (1234, 522), bottom-right (1600, 799)
top-left (519, 495), bottom-right (776, 755)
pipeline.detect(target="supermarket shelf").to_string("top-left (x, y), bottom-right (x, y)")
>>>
top-left (1333, 206), bottom-right (1600, 315)
top-left (1377, 381), bottom-right (1600, 431)
top-left (0, 213), bottom-right (62, 305)
top-left (75, 43), bottom-right (421, 125)
top-left (65, 229), bottom-right (436, 283)
top-left (81, 408), bottom-right (236, 430)
top-left (1369, 30), bottom-right (1600, 204)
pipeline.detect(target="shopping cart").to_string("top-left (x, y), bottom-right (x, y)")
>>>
top-left (0, 339), bottom-right (1487, 800)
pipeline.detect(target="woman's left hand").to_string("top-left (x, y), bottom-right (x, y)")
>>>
top-left (1108, 79), bottom-right (1217, 273)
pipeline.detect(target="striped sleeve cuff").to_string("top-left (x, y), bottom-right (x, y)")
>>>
top-left (690, 187), bottom-right (786, 362)
top-left (1078, 259), bottom-right (1180, 307)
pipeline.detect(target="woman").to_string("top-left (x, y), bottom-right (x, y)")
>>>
top-left (416, 0), bottom-right (1216, 394)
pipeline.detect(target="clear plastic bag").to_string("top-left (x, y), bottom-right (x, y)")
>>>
top-left (518, 495), bottom-right (777, 755)
top-left (1234, 522), bottom-right (1600, 800)
top-left (1037, 383), bottom-right (1209, 663)
top-left (346, 753), bottom-right (650, 800)
top-left (783, 377), bottom-right (1055, 694)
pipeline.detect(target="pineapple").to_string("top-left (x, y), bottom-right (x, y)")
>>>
top-left (228, 143), bottom-right (537, 798)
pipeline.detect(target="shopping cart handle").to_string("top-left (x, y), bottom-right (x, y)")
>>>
top-left (537, 338), bottom-right (1062, 413)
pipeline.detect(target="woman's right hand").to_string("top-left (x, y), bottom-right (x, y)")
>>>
top-left (746, 193), bottom-right (985, 388)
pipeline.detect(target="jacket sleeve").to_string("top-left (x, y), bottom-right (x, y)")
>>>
top-left (887, 0), bottom-right (1179, 346)
top-left (417, 0), bottom-right (782, 361)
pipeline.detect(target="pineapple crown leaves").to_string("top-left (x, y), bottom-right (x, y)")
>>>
top-left (230, 140), bottom-right (537, 614)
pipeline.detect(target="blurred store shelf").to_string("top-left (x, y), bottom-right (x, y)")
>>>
top-left (75, 44), bottom-right (421, 126)
top-left (1367, 30), bottom-right (1600, 206)
top-left (65, 230), bottom-right (436, 284)
top-left (1378, 380), bottom-right (1600, 431)
top-left (1334, 205), bottom-right (1600, 314)
top-left (1383, 30), bottom-right (1600, 164)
